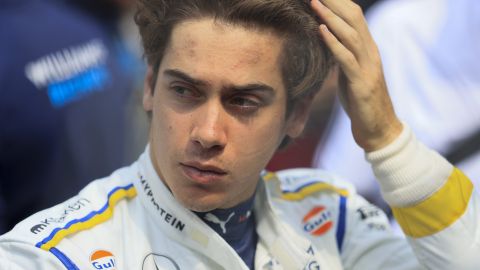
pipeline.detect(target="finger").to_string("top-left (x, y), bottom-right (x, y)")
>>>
top-left (319, 24), bottom-right (360, 79)
top-left (311, 0), bottom-right (365, 60)
top-left (320, 0), bottom-right (370, 35)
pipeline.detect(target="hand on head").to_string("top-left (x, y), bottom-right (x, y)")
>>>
top-left (310, 0), bottom-right (403, 152)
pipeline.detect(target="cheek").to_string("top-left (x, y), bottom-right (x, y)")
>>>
top-left (151, 108), bottom-right (181, 151)
top-left (234, 113), bottom-right (286, 160)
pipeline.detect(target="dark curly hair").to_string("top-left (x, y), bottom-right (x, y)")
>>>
top-left (135, 0), bottom-right (332, 108)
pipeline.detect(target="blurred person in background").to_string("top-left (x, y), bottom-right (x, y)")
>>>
top-left (62, 0), bottom-right (150, 159)
top-left (0, 0), bottom-right (145, 233)
top-left (313, 0), bottom-right (480, 213)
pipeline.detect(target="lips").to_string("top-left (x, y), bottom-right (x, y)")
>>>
top-left (180, 162), bottom-right (227, 185)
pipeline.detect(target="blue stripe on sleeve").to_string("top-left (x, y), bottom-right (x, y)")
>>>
top-left (50, 247), bottom-right (80, 270)
top-left (336, 196), bottom-right (347, 252)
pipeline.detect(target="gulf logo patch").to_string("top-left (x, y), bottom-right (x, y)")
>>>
top-left (90, 250), bottom-right (116, 270)
top-left (303, 206), bottom-right (333, 236)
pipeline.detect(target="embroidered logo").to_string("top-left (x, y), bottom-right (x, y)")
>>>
top-left (139, 174), bottom-right (185, 232)
top-left (142, 253), bottom-right (180, 270)
top-left (30, 198), bottom-right (90, 234)
top-left (307, 260), bottom-right (321, 270)
top-left (238, 210), bottom-right (252, 223)
top-left (356, 205), bottom-right (387, 231)
top-left (90, 250), bottom-right (116, 270)
top-left (205, 212), bottom-right (235, 234)
top-left (303, 206), bottom-right (333, 236)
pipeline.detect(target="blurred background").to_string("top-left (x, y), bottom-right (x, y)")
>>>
top-left (1, 0), bottom-right (479, 235)
top-left (0, 0), bottom-right (149, 233)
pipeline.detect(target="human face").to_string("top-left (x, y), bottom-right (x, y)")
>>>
top-left (143, 18), bottom-right (309, 212)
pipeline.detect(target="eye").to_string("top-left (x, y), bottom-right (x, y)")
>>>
top-left (172, 86), bottom-right (194, 96)
top-left (228, 95), bottom-right (262, 114)
top-left (170, 85), bottom-right (201, 100)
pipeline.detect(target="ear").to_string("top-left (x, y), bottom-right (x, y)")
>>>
top-left (285, 95), bottom-right (315, 138)
top-left (143, 66), bottom-right (155, 112)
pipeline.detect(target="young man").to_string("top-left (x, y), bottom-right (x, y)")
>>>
top-left (0, 0), bottom-right (478, 269)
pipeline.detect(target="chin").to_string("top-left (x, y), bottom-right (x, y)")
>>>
top-left (182, 201), bottom-right (220, 213)
top-left (177, 194), bottom-right (226, 213)
top-left (170, 182), bottom-right (232, 212)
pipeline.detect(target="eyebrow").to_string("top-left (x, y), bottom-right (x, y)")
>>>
top-left (163, 68), bottom-right (275, 94)
top-left (164, 69), bottom-right (210, 87)
top-left (229, 83), bottom-right (275, 94)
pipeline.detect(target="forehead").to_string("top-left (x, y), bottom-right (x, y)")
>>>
top-left (160, 18), bottom-right (286, 91)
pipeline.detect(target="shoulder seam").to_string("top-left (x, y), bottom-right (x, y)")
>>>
top-left (281, 182), bottom-right (349, 201)
top-left (35, 183), bottom-right (137, 251)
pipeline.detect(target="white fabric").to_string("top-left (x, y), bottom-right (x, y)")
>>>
top-left (366, 124), bottom-right (453, 207)
top-left (0, 138), bottom-right (479, 269)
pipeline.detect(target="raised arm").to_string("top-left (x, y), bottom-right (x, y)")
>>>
top-left (310, 0), bottom-right (479, 269)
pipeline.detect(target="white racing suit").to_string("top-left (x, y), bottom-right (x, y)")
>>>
top-left (0, 125), bottom-right (478, 269)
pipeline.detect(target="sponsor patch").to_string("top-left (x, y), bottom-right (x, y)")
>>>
top-left (142, 253), bottom-right (180, 270)
top-left (356, 205), bottom-right (381, 221)
top-left (307, 260), bottom-right (321, 270)
top-left (303, 206), bottom-right (333, 236)
top-left (356, 205), bottom-right (388, 231)
top-left (30, 198), bottom-right (90, 235)
top-left (90, 250), bottom-right (116, 270)
top-left (139, 174), bottom-right (185, 232)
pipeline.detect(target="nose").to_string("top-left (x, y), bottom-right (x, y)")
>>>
top-left (190, 102), bottom-right (227, 150)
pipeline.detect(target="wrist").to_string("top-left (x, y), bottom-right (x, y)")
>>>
top-left (365, 123), bottom-right (453, 207)
top-left (354, 118), bottom-right (403, 152)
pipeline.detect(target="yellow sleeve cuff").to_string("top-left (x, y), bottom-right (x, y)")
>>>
top-left (392, 168), bottom-right (473, 238)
